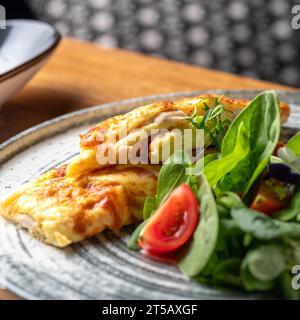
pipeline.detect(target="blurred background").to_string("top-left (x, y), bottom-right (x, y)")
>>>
top-left (2, 0), bottom-right (300, 87)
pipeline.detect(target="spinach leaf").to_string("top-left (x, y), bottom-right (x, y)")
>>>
top-left (278, 271), bottom-right (300, 300)
top-left (241, 268), bottom-right (274, 292)
top-left (271, 155), bottom-right (286, 165)
top-left (204, 122), bottom-right (250, 187)
top-left (231, 207), bottom-right (300, 240)
top-left (219, 91), bottom-right (280, 195)
top-left (216, 219), bottom-right (244, 257)
top-left (156, 150), bottom-right (190, 206)
top-left (212, 258), bottom-right (243, 288)
top-left (283, 238), bottom-right (300, 267)
top-left (204, 152), bottom-right (219, 166)
top-left (274, 189), bottom-right (300, 221)
top-left (143, 150), bottom-right (194, 220)
top-left (178, 174), bottom-right (219, 277)
top-left (142, 196), bottom-right (156, 220)
top-left (217, 192), bottom-right (245, 218)
top-left (243, 233), bottom-right (254, 247)
top-left (194, 219), bottom-right (244, 286)
top-left (278, 146), bottom-right (298, 164)
top-left (127, 220), bottom-right (148, 250)
top-left (135, 151), bottom-right (196, 249)
top-left (242, 245), bottom-right (285, 282)
top-left (287, 132), bottom-right (300, 156)
top-left (193, 217), bottom-right (244, 285)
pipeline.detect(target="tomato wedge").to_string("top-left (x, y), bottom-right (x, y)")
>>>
top-left (138, 184), bottom-right (199, 254)
top-left (250, 179), bottom-right (290, 216)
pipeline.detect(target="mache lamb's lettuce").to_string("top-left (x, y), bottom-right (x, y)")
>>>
top-left (241, 245), bottom-right (286, 291)
top-left (231, 207), bottom-right (300, 240)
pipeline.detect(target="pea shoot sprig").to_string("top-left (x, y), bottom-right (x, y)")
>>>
top-left (185, 97), bottom-right (233, 151)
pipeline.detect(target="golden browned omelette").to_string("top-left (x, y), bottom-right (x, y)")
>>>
top-left (67, 94), bottom-right (290, 176)
top-left (0, 165), bottom-right (158, 247)
top-left (0, 94), bottom-right (290, 247)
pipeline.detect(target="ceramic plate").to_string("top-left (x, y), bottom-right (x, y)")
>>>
top-left (0, 90), bottom-right (299, 300)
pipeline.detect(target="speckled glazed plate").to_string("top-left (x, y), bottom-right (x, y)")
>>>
top-left (0, 90), bottom-right (299, 300)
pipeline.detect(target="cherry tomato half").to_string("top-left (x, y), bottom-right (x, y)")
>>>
top-left (250, 179), bottom-right (290, 216)
top-left (138, 184), bottom-right (199, 254)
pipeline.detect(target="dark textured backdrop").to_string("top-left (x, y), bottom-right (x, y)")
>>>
top-left (2, 0), bottom-right (300, 87)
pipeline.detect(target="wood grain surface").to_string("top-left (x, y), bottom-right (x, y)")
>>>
top-left (0, 37), bottom-right (291, 144)
top-left (0, 37), bottom-right (293, 299)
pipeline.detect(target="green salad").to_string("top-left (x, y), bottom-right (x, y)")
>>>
top-left (128, 91), bottom-right (300, 300)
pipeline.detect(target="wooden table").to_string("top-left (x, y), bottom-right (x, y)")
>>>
top-left (0, 37), bottom-right (292, 299)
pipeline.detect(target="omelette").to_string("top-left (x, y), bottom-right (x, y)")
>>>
top-left (0, 165), bottom-right (158, 247)
top-left (67, 94), bottom-right (290, 176)
top-left (0, 94), bottom-right (290, 247)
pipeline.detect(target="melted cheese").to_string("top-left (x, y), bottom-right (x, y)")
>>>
top-left (0, 165), bottom-right (158, 247)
